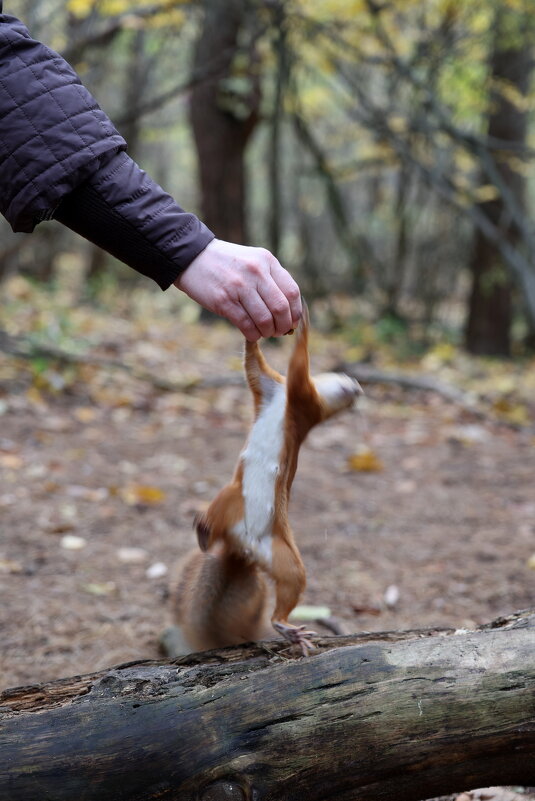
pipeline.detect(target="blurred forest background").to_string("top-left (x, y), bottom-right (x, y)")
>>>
top-left (2, 0), bottom-right (535, 357)
top-left (1, 0), bottom-right (535, 717)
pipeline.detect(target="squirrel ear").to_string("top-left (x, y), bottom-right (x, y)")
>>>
top-left (194, 514), bottom-right (211, 552)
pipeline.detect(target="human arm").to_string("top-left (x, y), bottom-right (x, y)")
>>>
top-left (0, 11), bottom-right (301, 336)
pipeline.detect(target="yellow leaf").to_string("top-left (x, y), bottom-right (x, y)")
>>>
top-left (73, 406), bottom-right (98, 423)
top-left (26, 386), bottom-right (46, 408)
top-left (347, 447), bottom-right (383, 472)
top-left (120, 485), bottom-right (166, 505)
top-left (527, 554), bottom-right (535, 571)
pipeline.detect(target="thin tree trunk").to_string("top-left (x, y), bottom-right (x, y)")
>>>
top-left (465, 10), bottom-right (533, 356)
top-left (1, 610), bottom-right (534, 801)
top-left (189, 0), bottom-right (261, 246)
top-left (268, 3), bottom-right (288, 256)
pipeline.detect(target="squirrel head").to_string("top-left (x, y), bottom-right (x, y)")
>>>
top-left (312, 372), bottom-right (363, 420)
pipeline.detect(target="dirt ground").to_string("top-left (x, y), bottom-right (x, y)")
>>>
top-left (0, 291), bottom-right (534, 800)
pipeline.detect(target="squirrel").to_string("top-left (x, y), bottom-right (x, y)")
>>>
top-left (171, 303), bottom-right (362, 655)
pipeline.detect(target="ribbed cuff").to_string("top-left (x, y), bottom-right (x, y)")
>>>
top-left (53, 153), bottom-right (214, 290)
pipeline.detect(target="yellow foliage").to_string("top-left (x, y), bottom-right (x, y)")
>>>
top-left (67, 0), bottom-right (179, 19)
top-left (297, 83), bottom-right (333, 116)
top-left (67, 0), bottom-right (95, 17)
top-left (294, 0), bottom-right (367, 23)
top-left (494, 79), bottom-right (531, 113)
top-left (99, 0), bottom-right (129, 14)
top-left (422, 343), bottom-right (457, 371)
top-left (471, 184), bottom-right (500, 203)
top-left (388, 115), bottom-right (408, 134)
top-left (146, 9), bottom-right (185, 29)
top-left (503, 156), bottom-right (532, 178)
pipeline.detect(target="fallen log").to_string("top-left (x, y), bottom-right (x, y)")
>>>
top-left (0, 611), bottom-right (534, 801)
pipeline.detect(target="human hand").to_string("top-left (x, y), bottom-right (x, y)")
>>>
top-left (174, 239), bottom-right (302, 340)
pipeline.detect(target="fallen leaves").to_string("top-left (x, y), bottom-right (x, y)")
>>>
top-left (347, 446), bottom-right (383, 472)
top-left (118, 485), bottom-right (166, 506)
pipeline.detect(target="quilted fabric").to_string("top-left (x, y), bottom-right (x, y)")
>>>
top-left (0, 10), bottom-right (126, 232)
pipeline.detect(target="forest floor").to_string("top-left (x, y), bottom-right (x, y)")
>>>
top-left (1, 277), bottom-right (534, 801)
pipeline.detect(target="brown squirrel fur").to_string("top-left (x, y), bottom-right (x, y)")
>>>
top-left (171, 305), bottom-right (361, 654)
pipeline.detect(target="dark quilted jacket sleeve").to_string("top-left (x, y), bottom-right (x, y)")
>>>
top-left (54, 151), bottom-right (215, 290)
top-left (0, 11), bottom-right (215, 288)
top-left (0, 13), bottom-right (126, 232)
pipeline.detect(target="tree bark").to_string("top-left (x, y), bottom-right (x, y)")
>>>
top-left (1, 611), bottom-right (534, 801)
top-left (189, 0), bottom-right (261, 246)
top-left (465, 10), bottom-right (533, 356)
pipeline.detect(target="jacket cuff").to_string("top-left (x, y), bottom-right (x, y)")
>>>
top-left (53, 152), bottom-right (214, 290)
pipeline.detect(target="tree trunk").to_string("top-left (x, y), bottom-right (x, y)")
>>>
top-left (189, 0), bottom-right (261, 247)
top-left (465, 10), bottom-right (533, 356)
top-left (1, 610), bottom-right (534, 801)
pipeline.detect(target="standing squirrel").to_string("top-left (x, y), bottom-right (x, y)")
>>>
top-left (171, 304), bottom-right (362, 655)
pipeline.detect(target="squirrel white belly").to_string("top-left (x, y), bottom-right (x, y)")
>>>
top-left (171, 304), bottom-right (362, 655)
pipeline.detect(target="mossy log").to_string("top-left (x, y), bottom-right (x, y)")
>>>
top-left (0, 611), bottom-right (534, 801)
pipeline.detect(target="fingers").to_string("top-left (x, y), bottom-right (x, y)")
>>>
top-left (268, 257), bottom-right (302, 329)
top-left (250, 251), bottom-right (301, 337)
top-left (174, 239), bottom-right (302, 339)
top-left (238, 288), bottom-right (278, 339)
top-left (235, 249), bottom-right (300, 338)
top-left (223, 301), bottom-right (263, 342)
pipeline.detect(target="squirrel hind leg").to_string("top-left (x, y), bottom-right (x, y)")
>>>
top-left (270, 537), bottom-right (317, 656)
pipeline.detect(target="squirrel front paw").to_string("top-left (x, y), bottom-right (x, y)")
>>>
top-left (273, 621), bottom-right (317, 657)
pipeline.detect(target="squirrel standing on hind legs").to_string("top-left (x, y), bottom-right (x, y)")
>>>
top-left (171, 303), bottom-right (362, 655)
